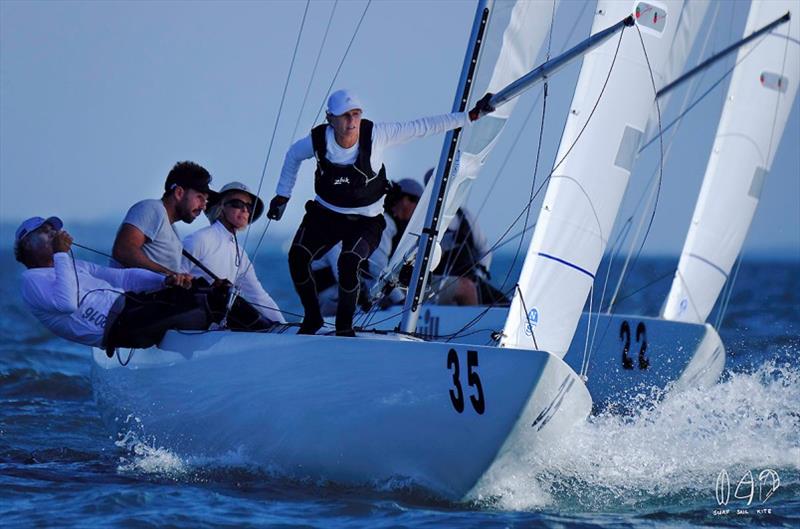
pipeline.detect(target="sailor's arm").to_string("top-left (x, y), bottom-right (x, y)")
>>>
top-left (268, 136), bottom-right (315, 220)
top-left (112, 224), bottom-right (173, 275)
top-left (376, 112), bottom-right (471, 148)
top-left (376, 92), bottom-right (495, 147)
top-left (86, 261), bottom-right (168, 293)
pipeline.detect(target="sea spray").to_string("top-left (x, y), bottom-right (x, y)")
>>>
top-left (471, 360), bottom-right (800, 512)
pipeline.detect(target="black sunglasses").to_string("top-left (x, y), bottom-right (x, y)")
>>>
top-left (224, 199), bottom-right (254, 213)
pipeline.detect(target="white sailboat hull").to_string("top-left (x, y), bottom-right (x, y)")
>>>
top-left (92, 332), bottom-right (590, 499)
top-left (361, 306), bottom-right (724, 408)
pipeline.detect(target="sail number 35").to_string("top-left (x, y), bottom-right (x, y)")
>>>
top-left (446, 348), bottom-right (485, 415)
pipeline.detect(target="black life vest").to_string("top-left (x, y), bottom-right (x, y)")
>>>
top-left (311, 119), bottom-right (389, 208)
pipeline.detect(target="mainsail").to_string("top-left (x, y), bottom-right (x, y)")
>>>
top-left (662, 0), bottom-right (799, 323)
top-left (374, 0), bottom-right (560, 298)
top-left (500, 0), bottom-right (709, 356)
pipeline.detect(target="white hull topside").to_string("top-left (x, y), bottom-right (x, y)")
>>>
top-left (92, 332), bottom-right (591, 500)
top-left (355, 306), bottom-right (725, 408)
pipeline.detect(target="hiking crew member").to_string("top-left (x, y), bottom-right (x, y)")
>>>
top-left (112, 161), bottom-right (217, 286)
top-left (182, 182), bottom-right (286, 324)
top-left (267, 89), bottom-right (494, 336)
top-left (14, 217), bottom-right (215, 352)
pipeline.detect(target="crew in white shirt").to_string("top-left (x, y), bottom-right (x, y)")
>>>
top-left (15, 216), bottom-right (200, 350)
top-left (266, 88), bottom-right (495, 336)
top-left (183, 182), bottom-right (286, 324)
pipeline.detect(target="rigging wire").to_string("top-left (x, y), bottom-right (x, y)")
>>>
top-left (497, 81), bottom-right (549, 292)
top-left (580, 22), bottom-right (665, 379)
top-left (289, 0), bottom-right (339, 142)
top-left (237, 0), bottom-right (371, 290)
top-left (715, 16), bottom-right (792, 331)
top-left (364, 27), bottom-right (629, 339)
top-left (484, 0), bottom-right (558, 291)
top-left (473, 0), bottom-right (590, 223)
top-left (605, 1), bottom-right (721, 316)
top-left (608, 16), bottom-right (778, 316)
top-left (237, 0), bottom-right (311, 281)
top-left (310, 0), bottom-right (372, 126)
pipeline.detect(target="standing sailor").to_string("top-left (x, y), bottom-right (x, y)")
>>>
top-left (267, 89), bottom-right (494, 336)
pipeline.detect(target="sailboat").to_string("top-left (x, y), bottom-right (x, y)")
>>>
top-left (366, 0), bottom-right (718, 406)
top-left (364, 0), bottom-right (797, 408)
top-left (92, 0), bottom-right (600, 500)
top-left (90, 0), bottom-right (795, 500)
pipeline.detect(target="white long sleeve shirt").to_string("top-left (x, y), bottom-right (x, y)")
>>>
top-left (182, 221), bottom-right (286, 323)
top-left (20, 253), bottom-right (166, 347)
top-left (277, 112), bottom-right (470, 217)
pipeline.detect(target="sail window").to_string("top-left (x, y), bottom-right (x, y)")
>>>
top-left (760, 72), bottom-right (788, 93)
top-left (614, 126), bottom-right (643, 172)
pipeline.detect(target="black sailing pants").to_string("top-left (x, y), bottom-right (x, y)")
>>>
top-left (104, 280), bottom-right (274, 356)
top-left (288, 201), bottom-right (386, 333)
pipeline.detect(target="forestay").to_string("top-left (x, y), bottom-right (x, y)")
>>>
top-left (663, 0), bottom-right (799, 323)
top-left (373, 0), bottom-right (560, 298)
top-left (501, 0), bottom-right (709, 355)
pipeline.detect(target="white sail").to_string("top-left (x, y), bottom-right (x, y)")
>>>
top-left (376, 0), bottom-right (559, 296)
top-left (663, 0), bottom-right (799, 323)
top-left (501, 0), bottom-right (709, 355)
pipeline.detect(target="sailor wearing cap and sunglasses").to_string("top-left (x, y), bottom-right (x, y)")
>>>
top-left (267, 88), bottom-right (495, 336)
top-left (182, 182), bottom-right (286, 324)
top-left (111, 161), bottom-right (218, 284)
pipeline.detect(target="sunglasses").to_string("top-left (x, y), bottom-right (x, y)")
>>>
top-left (224, 199), bottom-right (254, 213)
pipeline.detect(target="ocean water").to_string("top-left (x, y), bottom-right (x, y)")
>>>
top-left (1, 244), bottom-right (798, 528)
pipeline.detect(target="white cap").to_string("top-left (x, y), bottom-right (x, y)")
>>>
top-left (326, 89), bottom-right (363, 116)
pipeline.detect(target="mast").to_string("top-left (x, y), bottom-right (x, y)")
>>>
top-left (399, 0), bottom-right (491, 333)
top-left (399, 6), bottom-right (633, 334)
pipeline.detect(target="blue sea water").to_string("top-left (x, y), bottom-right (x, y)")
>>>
top-left (1, 240), bottom-right (798, 528)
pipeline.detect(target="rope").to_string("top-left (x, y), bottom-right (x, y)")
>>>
top-left (580, 23), bottom-right (664, 379)
top-left (606, 2), bottom-right (721, 314)
top-left (497, 81), bottom-right (549, 292)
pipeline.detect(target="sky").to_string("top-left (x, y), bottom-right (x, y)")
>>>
top-left (1, 0), bottom-right (798, 258)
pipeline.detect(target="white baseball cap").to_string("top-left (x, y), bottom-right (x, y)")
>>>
top-left (326, 89), bottom-right (363, 116)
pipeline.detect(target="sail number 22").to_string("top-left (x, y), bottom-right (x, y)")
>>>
top-left (446, 349), bottom-right (485, 415)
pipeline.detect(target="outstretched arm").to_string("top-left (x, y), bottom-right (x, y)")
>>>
top-left (376, 112), bottom-right (470, 148)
